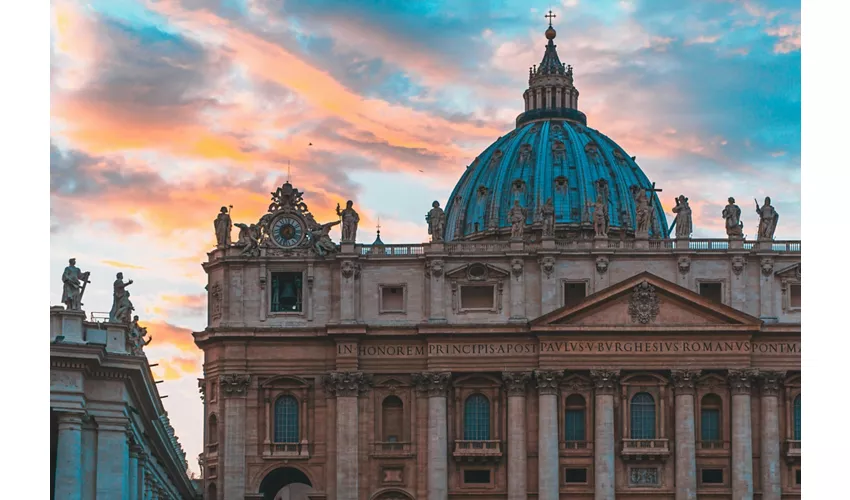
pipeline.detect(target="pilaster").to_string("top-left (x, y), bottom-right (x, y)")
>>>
top-left (509, 258), bottom-right (527, 321)
top-left (95, 418), bottom-right (130, 499)
top-left (221, 373), bottom-right (250, 500)
top-left (535, 370), bottom-right (562, 500)
top-left (671, 370), bottom-right (701, 500)
top-left (413, 372), bottom-right (451, 500)
top-left (590, 369), bottom-right (620, 500)
top-left (324, 371), bottom-right (372, 500)
top-left (759, 371), bottom-right (785, 500)
top-left (55, 412), bottom-right (84, 500)
top-left (503, 372), bottom-right (532, 500)
top-left (728, 369), bottom-right (757, 500)
top-left (426, 260), bottom-right (446, 323)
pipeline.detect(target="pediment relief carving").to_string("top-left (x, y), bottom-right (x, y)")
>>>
top-left (453, 373), bottom-right (503, 387)
top-left (445, 263), bottom-right (510, 281)
top-left (775, 262), bottom-right (801, 280)
top-left (259, 374), bottom-right (312, 389)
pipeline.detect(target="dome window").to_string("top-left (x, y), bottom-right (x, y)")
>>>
top-left (612, 149), bottom-right (627, 166)
top-left (519, 144), bottom-right (533, 164)
top-left (585, 142), bottom-right (600, 161)
top-left (554, 176), bottom-right (569, 193)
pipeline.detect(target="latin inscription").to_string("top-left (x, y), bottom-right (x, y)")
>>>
top-left (340, 341), bottom-right (800, 358)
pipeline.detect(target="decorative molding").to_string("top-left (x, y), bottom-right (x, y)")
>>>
top-left (534, 370), bottom-right (564, 395)
top-left (670, 369), bottom-right (701, 395)
top-left (677, 256), bottom-right (691, 275)
top-left (510, 258), bottom-right (524, 280)
top-left (210, 282), bottom-right (223, 320)
top-left (727, 369), bottom-right (758, 395)
top-left (628, 281), bottom-right (660, 324)
top-left (502, 372), bottom-right (532, 396)
top-left (596, 256), bottom-right (609, 275)
top-left (323, 371), bottom-right (373, 398)
top-left (760, 257), bottom-right (775, 277)
top-left (731, 256), bottom-right (747, 277)
top-left (758, 370), bottom-right (786, 397)
top-left (220, 374), bottom-right (251, 396)
top-left (590, 369), bottom-right (621, 394)
top-left (340, 260), bottom-right (361, 280)
top-left (412, 372), bottom-right (451, 398)
top-left (425, 260), bottom-right (444, 279)
top-left (538, 256), bottom-right (556, 279)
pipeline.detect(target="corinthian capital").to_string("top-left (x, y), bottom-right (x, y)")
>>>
top-left (323, 371), bottom-right (373, 398)
top-left (727, 369), bottom-right (758, 395)
top-left (670, 369), bottom-right (702, 395)
top-left (590, 369), bottom-right (621, 395)
top-left (534, 370), bottom-right (564, 395)
top-left (502, 372), bottom-right (532, 396)
top-left (412, 371), bottom-right (451, 398)
top-left (220, 374), bottom-right (251, 397)
top-left (758, 370), bottom-right (786, 397)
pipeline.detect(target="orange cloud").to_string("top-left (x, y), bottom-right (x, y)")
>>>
top-left (141, 320), bottom-right (198, 352)
top-left (101, 260), bottom-right (146, 270)
top-left (151, 354), bottom-right (202, 381)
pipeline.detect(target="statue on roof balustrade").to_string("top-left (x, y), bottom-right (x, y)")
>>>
top-left (336, 200), bottom-right (360, 243)
top-left (671, 195), bottom-right (693, 239)
top-left (592, 195), bottom-right (609, 238)
top-left (631, 185), bottom-right (652, 235)
top-left (61, 258), bottom-right (90, 311)
top-left (109, 272), bottom-right (134, 323)
top-left (214, 206), bottom-right (232, 248)
top-left (722, 197), bottom-right (744, 239)
top-left (539, 197), bottom-right (556, 237)
top-left (755, 196), bottom-right (779, 240)
top-left (509, 200), bottom-right (528, 239)
top-left (426, 201), bottom-right (446, 242)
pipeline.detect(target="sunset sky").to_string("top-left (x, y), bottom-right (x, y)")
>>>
top-left (49, 0), bottom-right (800, 474)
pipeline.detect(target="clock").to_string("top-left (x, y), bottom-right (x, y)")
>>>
top-left (271, 215), bottom-right (305, 248)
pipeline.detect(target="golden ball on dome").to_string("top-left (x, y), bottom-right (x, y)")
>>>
top-left (545, 26), bottom-right (557, 40)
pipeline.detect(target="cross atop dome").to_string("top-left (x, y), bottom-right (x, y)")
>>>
top-left (545, 9), bottom-right (557, 27)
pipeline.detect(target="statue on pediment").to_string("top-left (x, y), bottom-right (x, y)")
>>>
top-left (61, 258), bottom-right (90, 311)
top-left (755, 196), bottom-right (779, 240)
top-left (722, 197), bottom-right (744, 239)
top-left (234, 222), bottom-right (261, 257)
top-left (426, 201), bottom-right (446, 242)
top-left (214, 206), bottom-right (232, 248)
top-left (337, 200), bottom-right (360, 243)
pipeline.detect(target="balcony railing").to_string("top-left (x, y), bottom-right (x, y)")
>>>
top-left (359, 244), bottom-right (426, 256)
top-left (621, 438), bottom-right (671, 461)
top-left (371, 441), bottom-right (414, 458)
top-left (785, 440), bottom-right (801, 462)
top-left (263, 440), bottom-right (310, 459)
top-left (559, 440), bottom-right (593, 456)
top-left (698, 440), bottom-right (730, 450)
top-left (453, 440), bottom-right (502, 461)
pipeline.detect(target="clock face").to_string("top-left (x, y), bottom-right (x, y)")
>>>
top-left (271, 216), bottom-right (304, 248)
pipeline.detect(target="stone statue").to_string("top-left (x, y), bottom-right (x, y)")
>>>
top-left (755, 196), bottom-right (779, 240)
top-left (592, 195), bottom-right (609, 237)
top-left (61, 258), bottom-right (90, 311)
top-left (722, 197), bottom-right (744, 239)
top-left (214, 206), bottom-right (232, 248)
top-left (336, 200), bottom-right (360, 243)
top-left (508, 200), bottom-right (528, 239)
top-left (671, 195), bottom-right (693, 239)
top-left (631, 185), bottom-right (652, 234)
top-left (108, 272), bottom-right (134, 322)
top-left (539, 198), bottom-right (556, 237)
top-left (234, 223), bottom-right (261, 257)
top-left (129, 315), bottom-right (152, 355)
top-left (114, 290), bottom-right (135, 324)
top-left (426, 201), bottom-right (446, 242)
top-left (310, 220), bottom-right (340, 257)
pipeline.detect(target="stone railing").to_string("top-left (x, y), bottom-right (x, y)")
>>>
top-left (445, 242), bottom-right (512, 254)
top-left (453, 440), bottom-right (503, 460)
top-left (620, 438), bottom-right (671, 461)
top-left (696, 440), bottom-right (730, 456)
top-left (262, 440), bottom-right (310, 459)
top-left (785, 439), bottom-right (801, 462)
top-left (359, 244), bottom-right (426, 256)
top-left (559, 440), bottom-right (593, 456)
top-left (370, 441), bottom-right (414, 458)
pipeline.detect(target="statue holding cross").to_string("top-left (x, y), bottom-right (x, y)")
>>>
top-left (631, 183), bottom-right (662, 235)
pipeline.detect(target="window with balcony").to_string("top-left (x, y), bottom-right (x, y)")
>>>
top-left (463, 394), bottom-right (491, 440)
top-left (630, 392), bottom-right (656, 439)
top-left (270, 272), bottom-right (303, 313)
top-left (564, 394), bottom-right (586, 441)
top-left (700, 393), bottom-right (722, 443)
top-left (794, 394), bottom-right (801, 440)
top-left (274, 396), bottom-right (299, 443)
top-left (382, 396), bottom-right (404, 442)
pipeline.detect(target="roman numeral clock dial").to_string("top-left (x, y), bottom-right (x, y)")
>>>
top-left (271, 215), bottom-right (304, 248)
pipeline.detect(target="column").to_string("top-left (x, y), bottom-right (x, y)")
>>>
top-left (509, 259), bottom-right (526, 321)
top-left (129, 444), bottom-right (140, 500)
top-left (760, 371), bottom-right (785, 500)
top-left (221, 373), bottom-right (250, 500)
top-left (590, 369), bottom-right (620, 500)
top-left (413, 372), bottom-right (451, 500)
top-left (324, 371), bottom-right (373, 500)
top-left (672, 370), bottom-right (701, 500)
top-left (55, 412), bottom-right (83, 500)
top-left (503, 372), bottom-right (532, 500)
top-left (728, 369), bottom-right (756, 500)
top-left (535, 371), bottom-right (563, 500)
top-left (95, 419), bottom-right (130, 499)
top-left (137, 453), bottom-right (148, 500)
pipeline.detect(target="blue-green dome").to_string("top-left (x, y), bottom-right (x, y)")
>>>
top-left (443, 23), bottom-right (669, 241)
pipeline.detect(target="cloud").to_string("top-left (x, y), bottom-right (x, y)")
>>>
top-left (151, 354), bottom-right (202, 381)
top-left (140, 320), bottom-right (197, 352)
top-left (766, 25), bottom-right (800, 54)
top-left (101, 260), bottom-right (146, 270)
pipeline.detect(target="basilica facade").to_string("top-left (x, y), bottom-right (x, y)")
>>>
top-left (196, 23), bottom-right (801, 500)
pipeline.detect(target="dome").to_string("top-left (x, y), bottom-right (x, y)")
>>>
top-left (443, 22), bottom-right (668, 241)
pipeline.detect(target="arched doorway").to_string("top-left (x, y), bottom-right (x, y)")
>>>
top-left (258, 467), bottom-right (313, 500)
top-left (371, 488), bottom-right (415, 500)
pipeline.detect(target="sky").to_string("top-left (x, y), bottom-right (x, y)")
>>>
top-left (49, 0), bottom-right (800, 474)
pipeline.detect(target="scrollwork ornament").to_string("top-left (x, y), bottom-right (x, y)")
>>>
top-left (538, 255), bottom-right (556, 279)
top-left (758, 370), bottom-right (786, 397)
top-left (596, 256), bottom-right (609, 275)
top-left (761, 257), bottom-right (774, 277)
top-left (727, 369), bottom-right (758, 395)
top-left (732, 256), bottom-right (747, 277)
top-left (340, 260), bottom-right (360, 280)
top-left (590, 369), bottom-right (621, 394)
top-left (678, 256), bottom-right (691, 275)
top-left (628, 281), bottom-right (660, 324)
top-left (670, 369), bottom-right (701, 395)
top-left (425, 260), bottom-right (444, 279)
top-left (323, 371), bottom-right (373, 398)
top-left (220, 374), bottom-right (251, 396)
top-left (412, 371), bottom-right (451, 398)
top-left (534, 370), bottom-right (564, 395)
top-left (511, 258), bottom-right (524, 280)
top-left (502, 372), bottom-right (532, 396)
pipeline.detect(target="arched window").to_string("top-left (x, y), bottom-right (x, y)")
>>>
top-left (793, 395), bottom-right (801, 440)
top-left (208, 414), bottom-right (218, 444)
top-left (564, 394), bottom-right (587, 441)
top-left (463, 394), bottom-right (491, 441)
top-left (382, 396), bottom-right (404, 442)
top-left (208, 483), bottom-right (217, 500)
top-left (700, 394), bottom-right (722, 442)
top-left (274, 396), bottom-right (299, 443)
top-left (630, 392), bottom-right (656, 439)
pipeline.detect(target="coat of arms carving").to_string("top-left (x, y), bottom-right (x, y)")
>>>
top-left (628, 281), bottom-right (660, 324)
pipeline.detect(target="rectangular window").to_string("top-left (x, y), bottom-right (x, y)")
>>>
top-left (463, 469), bottom-right (491, 484)
top-left (795, 469), bottom-right (801, 485)
top-left (790, 284), bottom-right (801, 308)
top-left (208, 466), bottom-right (217, 478)
top-left (565, 409), bottom-right (586, 441)
top-left (380, 286), bottom-right (405, 313)
top-left (564, 468), bottom-right (587, 484)
top-left (270, 272), bottom-right (303, 312)
top-left (700, 408), bottom-right (720, 441)
top-left (701, 468), bottom-right (723, 484)
top-left (699, 282), bottom-right (723, 304)
top-left (460, 285), bottom-right (495, 310)
top-left (564, 282), bottom-right (587, 308)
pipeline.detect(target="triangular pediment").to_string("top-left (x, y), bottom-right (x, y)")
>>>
top-left (775, 262), bottom-right (801, 279)
top-left (531, 272), bottom-right (761, 331)
top-left (445, 263), bottom-right (509, 281)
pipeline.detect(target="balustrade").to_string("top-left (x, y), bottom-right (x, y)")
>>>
top-left (620, 438), bottom-right (671, 461)
top-left (370, 441), bottom-right (414, 458)
top-left (452, 439), bottom-right (502, 461)
top-left (262, 440), bottom-right (310, 459)
top-left (559, 440), bottom-right (593, 456)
